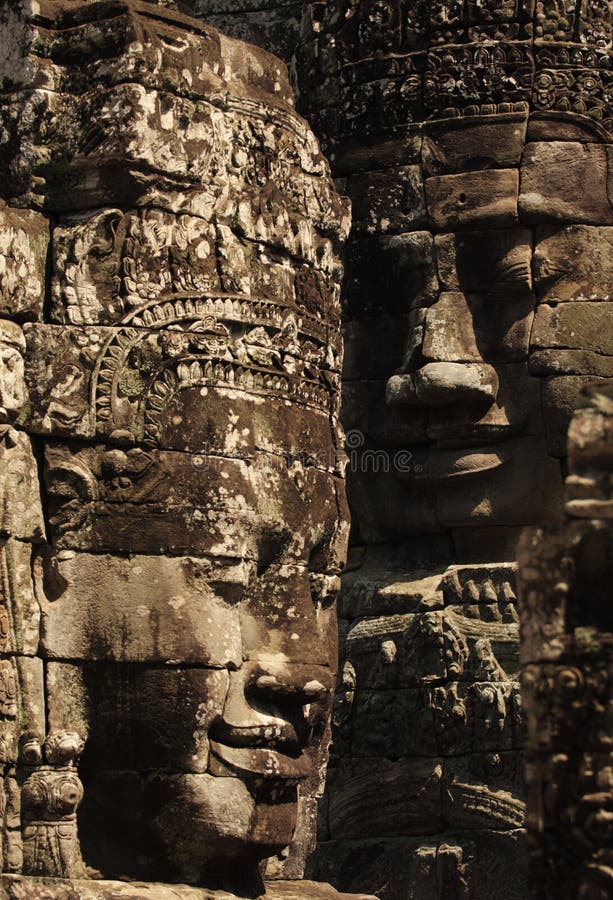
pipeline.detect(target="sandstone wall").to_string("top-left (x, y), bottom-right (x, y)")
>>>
top-left (294, 4), bottom-right (612, 896)
top-left (519, 382), bottom-right (613, 900)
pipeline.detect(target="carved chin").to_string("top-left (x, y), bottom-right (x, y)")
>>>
top-left (153, 773), bottom-right (297, 882)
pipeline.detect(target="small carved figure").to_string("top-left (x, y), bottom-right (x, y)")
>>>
top-left (0, 317), bottom-right (46, 878)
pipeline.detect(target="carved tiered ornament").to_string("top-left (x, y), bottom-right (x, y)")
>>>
top-left (0, 2), bottom-right (377, 898)
top-left (20, 731), bottom-right (86, 878)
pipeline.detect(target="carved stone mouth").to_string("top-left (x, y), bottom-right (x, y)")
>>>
top-left (209, 740), bottom-right (311, 781)
top-left (211, 720), bottom-right (301, 749)
top-left (428, 443), bottom-right (514, 480)
top-left (397, 441), bottom-right (515, 481)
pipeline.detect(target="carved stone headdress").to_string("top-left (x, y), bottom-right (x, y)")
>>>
top-left (1, 0), bottom-right (350, 463)
top-left (298, 0), bottom-right (613, 153)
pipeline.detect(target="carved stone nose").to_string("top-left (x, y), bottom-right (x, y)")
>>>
top-left (253, 673), bottom-right (328, 702)
top-left (223, 662), bottom-right (333, 730)
top-left (386, 363), bottom-right (498, 408)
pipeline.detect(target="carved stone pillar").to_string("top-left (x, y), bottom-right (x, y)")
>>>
top-left (519, 382), bottom-right (613, 899)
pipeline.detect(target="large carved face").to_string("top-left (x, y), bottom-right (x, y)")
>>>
top-left (344, 112), bottom-right (613, 545)
top-left (23, 292), bottom-right (348, 885)
top-left (1, 0), bottom-right (350, 883)
top-left (299, 0), bottom-right (613, 549)
top-left (38, 420), bottom-right (347, 883)
top-left (27, 280), bottom-right (348, 886)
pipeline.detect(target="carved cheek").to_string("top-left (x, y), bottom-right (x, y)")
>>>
top-left (240, 566), bottom-right (337, 669)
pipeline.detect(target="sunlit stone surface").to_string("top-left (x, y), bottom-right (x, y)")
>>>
top-left (0, 2), bottom-right (371, 897)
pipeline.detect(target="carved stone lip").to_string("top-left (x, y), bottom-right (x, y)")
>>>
top-left (398, 441), bottom-right (515, 481)
top-left (211, 720), bottom-right (301, 748)
top-left (209, 740), bottom-right (311, 780)
top-left (428, 443), bottom-right (514, 480)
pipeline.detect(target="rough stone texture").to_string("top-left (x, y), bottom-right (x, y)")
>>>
top-left (1, 0), bottom-right (611, 896)
top-left (520, 142), bottom-right (613, 225)
top-left (0, 206), bottom-right (48, 322)
top-left (311, 832), bottom-right (528, 900)
top-left (182, 0), bottom-right (302, 65)
top-left (426, 169), bottom-right (520, 232)
top-left (518, 382), bottom-right (613, 899)
top-left (533, 226), bottom-right (613, 303)
top-left (0, 876), bottom-right (374, 899)
top-left (0, 1), bottom-right (356, 895)
top-left (285, 1), bottom-right (612, 897)
top-left (532, 302), bottom-right (613, 357)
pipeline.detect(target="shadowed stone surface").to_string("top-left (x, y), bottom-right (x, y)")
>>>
top-left (0, 875), bottom-right (374, 898)
top-left (285, 2), bottom-right (610, 898)
top-left (519, 382), bottom-right (613, 900)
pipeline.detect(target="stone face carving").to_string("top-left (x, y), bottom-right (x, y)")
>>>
top-left (519, 382), bottom-right (613, 900)
top-left (0, 1), bottom-right (362, 896)
top-left (271, 1), bottom-right (612, 897)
